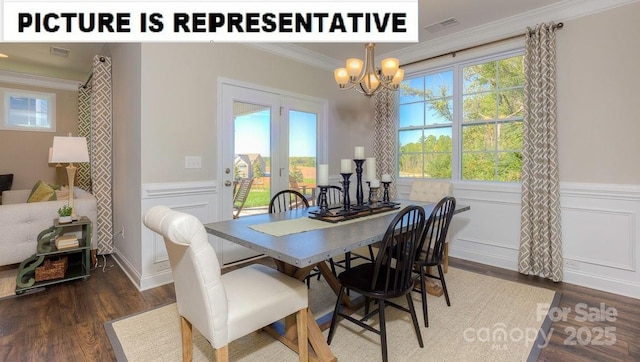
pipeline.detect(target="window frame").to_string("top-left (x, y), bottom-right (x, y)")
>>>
top-left (1, 87), bottom-right (57, 132)
top-left (397, 48), bottom-right (525, 183)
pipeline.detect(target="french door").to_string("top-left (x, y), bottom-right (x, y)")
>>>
top-left (219, 81), bottom-right (325, 263)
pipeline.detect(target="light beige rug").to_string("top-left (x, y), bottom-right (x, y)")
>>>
top-left (0, 268), bottom-right (18, 299)
top-left (106, 268), bottom-right (558, 361)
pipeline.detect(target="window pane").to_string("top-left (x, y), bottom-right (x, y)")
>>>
top-left (462, 152), bottom-right (495, 181)
top-left (4, 92), bottom-right (53, 130)
top-left (399, 129), bottom-right (423, 150)
top-left (425, 153), bottom-right (452, 178)
top-left (497, 152), bottom-right (522, 181)
top-left (425, 97), bottom-right (453, 125)
top-left (425, 71), bottom-right (453, 98)
top-left (497, 122), bottom-right (523, 151)
top-left (497, 56), bottom-right (525, 87)
top-left (289, 110), bottom-right (317, 196)
top-left (399, 153), bottom-right (423, 178)
top-left (399, 77), bottom-right (424, 104)
top-left (422, 128), bottom-right (452, 152)
top-left (463, 63), bottom-right (495, 93)
top-left (399, 103), bottom-right (424, 128)
top-left (463, 92), bottom-right (497, 122)
top-left (497, 89), bottom-right (523, 119)
top-left (462, 124), bottom-right (496, 151)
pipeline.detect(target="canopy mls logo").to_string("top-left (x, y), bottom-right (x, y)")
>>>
top-left (2, 1), bottom-right (419, 42)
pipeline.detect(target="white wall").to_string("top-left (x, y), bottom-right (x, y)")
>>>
top-left (111, 42), bottom-right (373, 289)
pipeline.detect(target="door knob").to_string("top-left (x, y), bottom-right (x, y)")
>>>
top-left (224, 180), bottom-right (232, 186)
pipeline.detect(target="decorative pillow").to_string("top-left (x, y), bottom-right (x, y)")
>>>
top-left (0, 174), bottom-right (13, 193)
top-left (55, 186), bottom-right (70, 200)
top-left (27, 180), bottom-right (57, 203)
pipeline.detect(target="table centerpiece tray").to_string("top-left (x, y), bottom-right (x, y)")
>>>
top-left (308, 201), bottom-right (401, 223)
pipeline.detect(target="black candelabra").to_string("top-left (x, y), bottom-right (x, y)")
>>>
top-left (340, 173), bottom-right (352, 212)
top-left (317, 186), bottom-right (329, 214)
top-left (353, 159), bottom-right (365, 207)
top-left (382, 181), bottom-right (391, 203)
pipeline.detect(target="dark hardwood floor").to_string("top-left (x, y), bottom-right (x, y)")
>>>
top-left (0, 255), bottom-right (638, 361)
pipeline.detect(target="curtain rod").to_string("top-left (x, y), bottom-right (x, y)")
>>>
top-left (81, 56), bottom-right (107, 89)
top-left (82, 73), bottom-right (93, 89)
top-left (401, 22), bottom-right (564, 68)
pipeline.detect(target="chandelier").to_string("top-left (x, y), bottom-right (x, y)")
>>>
top-left (333, 43), bottom-right (405, 97)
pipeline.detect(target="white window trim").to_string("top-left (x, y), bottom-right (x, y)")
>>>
top-left (1, 87), bottom-right (57, 132)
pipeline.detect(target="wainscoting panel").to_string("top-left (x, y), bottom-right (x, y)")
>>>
top-left (396, 180), bottom-right (640, 298)
top-left (137, 181), bottom-right (219, 291)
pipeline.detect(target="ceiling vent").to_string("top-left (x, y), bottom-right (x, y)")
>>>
top-left (424, 18), bottom-right (460, 33)
top-left (49, 46), bottom-right (71, 58)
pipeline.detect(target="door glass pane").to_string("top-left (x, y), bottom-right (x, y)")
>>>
top-left (233, 101), bottom-right (271, 216)
top-left (288, 110), bottom-right (317, 205)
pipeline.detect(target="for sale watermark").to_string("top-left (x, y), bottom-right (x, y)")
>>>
top-left (462, 302), bottom-right (618, 350)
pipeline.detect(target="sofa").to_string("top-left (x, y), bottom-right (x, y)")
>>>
top-left (0, 188), bottom-right (97, 267)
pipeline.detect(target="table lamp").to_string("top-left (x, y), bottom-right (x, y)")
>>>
top-left (49, 135), bottom-right (89, 220)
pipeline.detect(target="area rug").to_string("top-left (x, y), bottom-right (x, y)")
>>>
top-left (0, 268), bottom-right (18, 299)
top-left (105, 268), bottom-right (559, 361)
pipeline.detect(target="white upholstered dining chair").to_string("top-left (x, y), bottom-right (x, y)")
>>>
top-left (409, 180), bottom-right (454, 272)
top-left (144, 206), bottom-right (309, 362)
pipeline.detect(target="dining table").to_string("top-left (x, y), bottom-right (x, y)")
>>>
top-left (204, 200), bottom-right (469, 362)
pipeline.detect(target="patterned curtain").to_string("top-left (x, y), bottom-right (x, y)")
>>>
top-left (373, 88), bottom-right (398, 198)
top-left (77, 84), bottom-right (92, 192)
top-left (77, 56), bottom-right (113, 255)
top-left (518, 22), bottom-right (563, 282)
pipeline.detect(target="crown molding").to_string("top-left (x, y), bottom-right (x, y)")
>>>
top-left (245, 43), bottom-right (341, 71)
top-left (0, 69), bottom-right (80, 91)
top-left (250, 0), bottom-right (640, 70)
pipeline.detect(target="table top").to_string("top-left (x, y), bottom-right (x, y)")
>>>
top-left (204, 200), bottom-right (469, 267)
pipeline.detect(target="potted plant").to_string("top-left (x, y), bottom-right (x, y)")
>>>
top-left (58, 205), bottom-right (73, 224)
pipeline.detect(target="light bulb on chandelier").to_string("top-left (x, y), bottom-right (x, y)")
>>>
top-left (334, 43), bottom-right (405, 97)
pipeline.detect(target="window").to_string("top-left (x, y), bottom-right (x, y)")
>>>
top-left (1, 88), bottom-right (56, 132)
top-left (398, 51), bottom-right (524, 182)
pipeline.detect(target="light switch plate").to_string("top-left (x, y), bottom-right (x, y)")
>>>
top-left (185, 156), bottom-right (202, 169)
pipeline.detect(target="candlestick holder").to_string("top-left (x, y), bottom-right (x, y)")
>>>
top-left (317, 185), bottom-right (329, 214)
top-left (340, 173), bottom-right (352, 212)
top-left (354, 159), bottom-right (365, 206)
top-left (367, 181), bottom-right (379, 204)
top-left (382, 181), bottom-right (391, 203)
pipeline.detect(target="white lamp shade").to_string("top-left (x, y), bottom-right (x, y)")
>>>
top-left (50, 136), bottom-right (89, 163)
top-left (381, 58), bottom-right (399, 77)
top-left (346, 58), bottom-right (363, 77)
top-left (391, 69), bottom-right (405, 85)
top-left (334, 68), bottom-right (349, 85)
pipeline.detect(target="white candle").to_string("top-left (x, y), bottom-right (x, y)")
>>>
top-left (381, 173), bottom-right (391, 182)
top-left (370, 179), bottom-right (380, 188)
top-left (317, 164), bottom-right (329, 186)
top-left (354, 146), bottom-right (365, 159)
top-left (366, 157), bottom-right (376, 181)
top-left (341, 159), bottom-right (352, 173)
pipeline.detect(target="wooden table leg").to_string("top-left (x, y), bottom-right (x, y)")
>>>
top-left (270, 259), bottom-right (337, 362)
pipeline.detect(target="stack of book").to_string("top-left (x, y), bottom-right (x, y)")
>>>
top-left (55, 234), bottom-right (79, 250)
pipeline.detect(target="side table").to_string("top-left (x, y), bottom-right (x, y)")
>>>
top-left (15, 216), bottom-right (92, 294)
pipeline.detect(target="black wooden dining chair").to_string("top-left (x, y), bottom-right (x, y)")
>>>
top-left (269, 189), bottom-right (309, 213)
top-left (327, 205), bottom-right (425, 362)
top-left (413, 196), bottom-right (456, 327)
